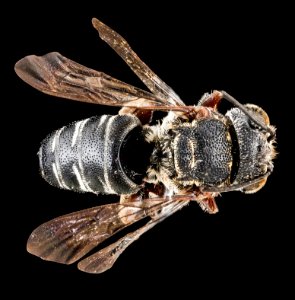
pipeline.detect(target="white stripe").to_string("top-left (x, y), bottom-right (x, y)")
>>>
top-left (97, 115), bottom-right (107, 128)
top-left (52, 127), bottom-right (70, 190)
top-left (97, 116), bottom-right (109, 193)
top-left (71, 120), bottom-right (82, 147)
top-left (72, 164), bottom-right (89, 192)
top-left (38, 147), bottom-right (45, 177)
top-left (73, 118), bottom-right (89, 147)
top-left (103, 116), bottom-right (116, 194)
top-left (75, 118), bottom-right (95, 193)
top-left (77, 158), bottom-right (94, 193)
top-left (52, 128), bottom-right (62, 152)
top-left (52, 163), bottom-right (62, 187)
top-left (52, 163), bottom-right (70, 189)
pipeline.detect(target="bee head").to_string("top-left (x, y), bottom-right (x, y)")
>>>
top-left (225, 104), bottom-right (276, 193)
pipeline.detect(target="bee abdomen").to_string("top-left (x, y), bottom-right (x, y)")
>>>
top-left (38, 114), bottom-right (141, 194)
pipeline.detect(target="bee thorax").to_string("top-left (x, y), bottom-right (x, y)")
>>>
top-left (145, 113), bottom-right (232, 191)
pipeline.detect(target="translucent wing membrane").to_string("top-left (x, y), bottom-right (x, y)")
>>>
top-left (27, 204), bottom-right (137, 265)
top-left (92, 18), bottom-right (185, 106)
top-left (15, 17), bottom-right (186, 109)
top-left (27, 198), bottom-right (189, 272)
top-left (78, 200), bottom-right (188, 273)
top-left (15, 52), bottom-right (168, 108)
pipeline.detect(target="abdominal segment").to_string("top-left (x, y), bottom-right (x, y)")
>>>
top-left (38, 114), bottom-right (142, 195)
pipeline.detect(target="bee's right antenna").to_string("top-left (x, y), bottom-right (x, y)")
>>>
top-left (220, 91), bottom-right (275, 138)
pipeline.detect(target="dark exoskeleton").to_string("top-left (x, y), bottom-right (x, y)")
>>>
top-left (39, 114), bottom-right (144, 195)
top-left (38, 91), bottom-right (275, 203)
top-left (15, 18), bottom-right (276, 274)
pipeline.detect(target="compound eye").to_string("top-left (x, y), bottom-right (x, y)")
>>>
top-left (242, 177), bottom-right (267, 194)
top-left (245, 104), bottom-right (270, 126)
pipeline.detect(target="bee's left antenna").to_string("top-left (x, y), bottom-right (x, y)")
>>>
top-left (220, 91), bottom-right (275, 138)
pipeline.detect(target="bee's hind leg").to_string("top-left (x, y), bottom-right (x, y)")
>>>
top-left (119, 107), bottom-right (153, 125)
top-left (198, 90), bottom-right (223, 110)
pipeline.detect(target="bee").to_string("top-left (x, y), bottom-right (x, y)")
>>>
top-left (15, 18), bottom-right (276, 274)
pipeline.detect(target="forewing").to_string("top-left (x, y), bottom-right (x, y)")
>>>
top-left (92, 18), bottom-right (185, 106)
top-left (15, 52), bottom-right (167, 107)
top-left (27, 203), bottom-right (146, 265)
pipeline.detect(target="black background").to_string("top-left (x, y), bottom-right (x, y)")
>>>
top-left (5, 2), bottom-right (292, 298)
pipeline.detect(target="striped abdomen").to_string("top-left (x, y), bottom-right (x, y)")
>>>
top-left (38, 114), bottom-right (143, 195)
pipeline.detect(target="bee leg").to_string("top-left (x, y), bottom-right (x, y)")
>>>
top-left (120, 183), bottom-right (165, 204)
top-left (118, 184), bottom-right (165, 224)
top-left (195, 193), bottom-right (219, 214)
top-left (119, 107), bottom-right (153, 125)
top-left (119, 193), bottom-right (144, 224)
top-left (198, 90), bottom-right (223, 110)
top-left (178, 106), bottom-right (211, 120)
top-left (146, 183), bottom-right (165, 198)
top-left (120, 191), bottom-right (143, 205)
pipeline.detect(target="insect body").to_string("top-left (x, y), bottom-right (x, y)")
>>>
top-left (15, 18), bottom-right (276, 273)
